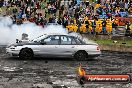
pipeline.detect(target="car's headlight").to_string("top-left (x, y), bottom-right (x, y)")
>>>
top-left (7, 45), bottom-right (17, 48)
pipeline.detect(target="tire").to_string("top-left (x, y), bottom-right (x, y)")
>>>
top-left (74, 51), bottom-right (87, 61)
top-left (19, 48), bottom-right (34, 59)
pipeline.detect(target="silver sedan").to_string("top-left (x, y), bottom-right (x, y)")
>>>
top-left (6, 34), bottom-right (101, 60)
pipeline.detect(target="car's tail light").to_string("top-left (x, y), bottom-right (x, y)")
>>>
top-left (97, 46), bottom-right (100, 51)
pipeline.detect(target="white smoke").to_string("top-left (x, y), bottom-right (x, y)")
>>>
top-left (0, 18), bottom-right (45, 45)
top-left (0, 16), bottom-right (96, 45)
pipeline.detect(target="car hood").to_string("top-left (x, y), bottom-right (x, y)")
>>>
top-left (7, 41), bottom-right (38, 47)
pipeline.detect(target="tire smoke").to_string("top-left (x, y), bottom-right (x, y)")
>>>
top-left (0, 16), bottom-right (96, 45)
top-left (0, 16), bottom-right (68, 45)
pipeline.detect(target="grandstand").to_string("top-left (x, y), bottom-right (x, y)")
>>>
top-left (0, 0), bottom-right (132, 36)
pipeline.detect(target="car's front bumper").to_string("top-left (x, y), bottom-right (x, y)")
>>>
top-left (6, 48), bottom-right (19, 57)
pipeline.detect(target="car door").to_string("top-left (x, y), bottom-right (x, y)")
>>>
top-left (57, 35), bottom-right (77, 57)
top-left (37, 35), bottom-right (60, 57)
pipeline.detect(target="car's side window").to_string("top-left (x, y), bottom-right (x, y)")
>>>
top-left (60, 36), bottom-right (77, 45)
top-left (42, 35), bottom-right (60, 45)
top-left (61, 36), bottom-right (70, 44)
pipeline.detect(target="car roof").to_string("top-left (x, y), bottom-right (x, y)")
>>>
top-left (44, 33), bottom-right (68, 36)
top-left (31, 33), bottom-right (77, 42)
top-left (41, 33), bottom-right (78, 38)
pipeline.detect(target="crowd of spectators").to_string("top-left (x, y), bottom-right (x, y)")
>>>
top-left (0, 0), bottom-right (132, 35)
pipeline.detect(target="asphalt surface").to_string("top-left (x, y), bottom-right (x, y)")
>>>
top-left (0, 46), bottom-right (132, 88)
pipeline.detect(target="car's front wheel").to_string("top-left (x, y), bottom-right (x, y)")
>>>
top-left (74, 51), bottom-right (87, 61)
top-left (19, 48), bottom-right (34, 59)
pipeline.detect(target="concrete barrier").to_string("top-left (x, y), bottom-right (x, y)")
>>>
top-left (99, 44), bottom-right (132, 53)
top-left (82, 34), bottom-right (132, 52)
top-left (82, 34), bottom-right (132, 41)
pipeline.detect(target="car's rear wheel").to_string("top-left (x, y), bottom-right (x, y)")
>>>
top-left (74, 51), bottom-right (87, 61)
top-left (19, 48), bottom-right (34, 59)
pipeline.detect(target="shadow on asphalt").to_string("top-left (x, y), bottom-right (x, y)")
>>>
top-left (7, 57), bottom-right (97, 61)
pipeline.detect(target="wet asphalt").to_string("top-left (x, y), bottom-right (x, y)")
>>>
top-left (0, 46), bottom-right (132, 88)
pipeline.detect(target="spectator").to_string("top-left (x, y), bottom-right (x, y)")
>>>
top-left (12, 5), bottom-right (18, 14)
top-left (125, 22), bottom-right (131, 36)
top-left (112, 21), bottom-right (117, 35)
top-left (0, 0), bottom-right (4, 7)
top-left (57, 18), bottom-right (62, 25)
top-left (62, 15), bottom-right (68, 28)
top-left (49, 15), bottom-right (54, 23)
top-left (102, 19), bottom-right (107, 34)
top-left (125, 1), bottom-right (129, 11)
top-left (17, 10), bottom-right (23, 19)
